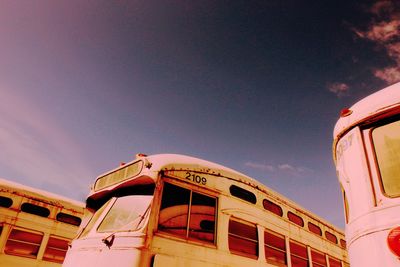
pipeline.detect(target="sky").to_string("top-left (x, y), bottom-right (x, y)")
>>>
top-left (1, 0), bottom-right (400, 228)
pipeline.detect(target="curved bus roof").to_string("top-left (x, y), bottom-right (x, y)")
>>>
top-left (91, 153), bottom-right (344, 234)
top-left (0, 177), bottom-right (85, 212)
top-left (334, 82), bottom-right (400, 142)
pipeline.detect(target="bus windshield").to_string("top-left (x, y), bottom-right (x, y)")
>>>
top-left (372, 119), bottom-right (400, 197)
top-left (97, 195), bottom-right (152, 232)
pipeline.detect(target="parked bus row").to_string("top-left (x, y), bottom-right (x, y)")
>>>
top-left (0, 178), bottom-right (85, 266)
top-left (63, 153), bottom-right (349, 267)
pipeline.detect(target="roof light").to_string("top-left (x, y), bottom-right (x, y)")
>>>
top-left (136, 153), bottom-right (148, 159)
top-left (387, 226), bottom-right (400, 257)
top-left (340, 108), bottom-right (353, 117)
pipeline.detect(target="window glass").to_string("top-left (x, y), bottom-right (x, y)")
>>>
top-left (21, 203), bottom-right (50, 217)
top-left (325, 231), bottom-right (338, 244)
top-left (288, 211), bottom-right (304, 227)
top-left (264, 230), bottom-right (286, 266)
top-left (308, 222), bottom-right (322, 236)
top-left (290, 241), bottom-right (308, 267)
top-left (329, 257), bottom-right (342, 267)
top-left (230, 185), bottom-right (257, 204)
top-left (43, 236), bottom-right (69, 263)
top-left (263, 199), bottom-right (283, 217)
top-left (311, 249), bottom-right (327, 267)
top-left (98, 195), bottom-right (152, 233)
top-left (56, 213), bottom-right (82, 226)
top-left (80, 198), bottom-right (112, 238)
top-left (158, 182), bottom-right (216, 244)
top-left (372, 119), bottom-right (400, 197)
top-left (0, 196), bottom-right (13, 208)
top-left (5, 229), bottom-right (43, 258)
top-left (340, 239), bottom-right (347, 249)
top-left (229, 219), bottom-right (258, 258)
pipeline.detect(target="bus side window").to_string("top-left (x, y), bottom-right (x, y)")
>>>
top-left (290, 241), bottom-right (308, 267)
top-left (158, 182), bottom-right (216, 244)
top-left (228, 218), bottom-right (258, 259)
top-left (43, 236), bottom-right (69, 263)
top-left (5, 228), bottom-right (43, 258)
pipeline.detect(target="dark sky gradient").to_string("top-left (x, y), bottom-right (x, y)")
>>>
top-left (1, 0), bottom-right (399, 228)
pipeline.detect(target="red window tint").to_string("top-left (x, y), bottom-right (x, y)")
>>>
top-left (290, 241), bottom-right (308, 267)
top-left (264, 230), bottom-right (286, 265)
top-left (43, 236), bottom-right (69, 263)
top-left (311, 249), bottom-right (327, 267)
top-left (56, 213), bottom-right (82, 226)
top-left (263, 199), bottom-right (283, 216)
top-left (329, 257), bottom-right (342, 267)
top-left (288, 211), bottom-right (304, 227)
top-left (308, 222), bottom-right (322, 236)
top-left (229, 219), bottom-right (258, 258)
top-left (340, 239), bottom-right (347, 249)
top-left (325, 231), bottom-right (338, 244)
top-left (5, 229), bottom-right (43, 258)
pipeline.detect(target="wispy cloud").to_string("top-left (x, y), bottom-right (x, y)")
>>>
top-left (245, 161), bottom-right (312, 177)
top-left (0, 86), bottom-right (94, 200)
top-left (327, 82), bottom-right (350, 97)
top-left (353, 1), bottom-right (400, 84)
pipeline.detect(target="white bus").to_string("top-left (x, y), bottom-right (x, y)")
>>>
top-left (0, 178), bottom-right (85, 266)
top-left (63, 153), bottom-right (348, 267)
top-left (333, 82), bottom-right (400, 266)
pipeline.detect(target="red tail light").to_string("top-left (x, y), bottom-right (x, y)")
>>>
top-left (387, 227), bottom-right (400, 257)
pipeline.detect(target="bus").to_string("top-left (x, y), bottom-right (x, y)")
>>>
top-left (333, 82), bottom-right (400, 266)
top-left (0, 178), bottom-right (85, 266)
top-left (63, 153), bottom-right (348, 267)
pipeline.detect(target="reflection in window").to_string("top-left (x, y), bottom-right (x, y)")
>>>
top-left (329, 256), bottom-right (342, 267)
top-left (263, 199), bottom-right (283, 217)
top-left (265, 230), bottom-right (287, 266)
top-left (97, 195), bottom-right (152, 233)
top-left (308, 222), bottom-right (322, 236)
top-left (5, 229), bottom-right (43, 258)
top-left (288, 211), bottom-right (304, 227)
top-left (290, 241), bottom-right (308, 267)
top-left (229, 218), bottom-right (258, 258)
top-left (43, 236), bottom-right (69, 263)
top-left (158, 182), bottom-right (216, 244)
top-left (372, 119), bottom-right (400, 197)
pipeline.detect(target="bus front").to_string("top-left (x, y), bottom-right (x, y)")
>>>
top-left (333, 83), bottom-right (400, 266)
top-left (63, 157), bottom-right (156, 267)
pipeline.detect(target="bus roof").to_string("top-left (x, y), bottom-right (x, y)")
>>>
top-left (0, 177), bottom-right (85, 211)
top-left (93, 153), bottom-right (343, 232)
top-left (333, 82), bottom-right (400, 141)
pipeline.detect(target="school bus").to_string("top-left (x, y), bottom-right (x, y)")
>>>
top-left (64, 153), bottom-right (348, 267)
top-left (333, 82), bottom-right (400, 266)
top-left (0, 178), bottom-right (85, 266)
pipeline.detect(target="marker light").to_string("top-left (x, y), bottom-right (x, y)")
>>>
top-left (387, 226), bottom-right (400, 257)
top-left (340, 108), bottom-right (353, 117)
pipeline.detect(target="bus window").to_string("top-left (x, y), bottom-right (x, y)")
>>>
top-left (288, 211), bottom-right (304, 227)
top-left (328, 256), bottom-right (342, 267)
top-left (228, 218), bottom-right (258, 258)
top-left (325, 231), bottom-right (338, 244)
top-left (5, 229), bottom-right (43, 258)
top-left (97, 195), bottom-right (152, 232)
top-left (21, 203), bottom-right (50, 218)
top-left (311, 249), bottom-right (327, 267)
top-left (308, 222), bottom-right (322, 236)
top-left (290, 241), bottom-right (308, 267)
top-left (230, 185), bottom-right (257, 204)
top-left (372, 119), bottom-right (400, 197)
top-left (263, 199), bottom-right (283, 217)
top-left (80, 199), bottom-right (113, 238)
top-left (158, 182), bottom-right (216, 243)
top-left (0, 196), bottom-right (12, 208)
top-left (43, 236), bottom-right (69, 263)
top-left (264, 230), bottom-right (286, 266)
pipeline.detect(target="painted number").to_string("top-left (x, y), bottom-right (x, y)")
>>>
top-left (185, 172), bottom-right (207, 185)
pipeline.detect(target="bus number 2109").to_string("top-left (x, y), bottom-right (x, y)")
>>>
top-left (185, 172), bottom-right (207, 185)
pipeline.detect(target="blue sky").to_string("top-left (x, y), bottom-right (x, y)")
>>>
top-left (1, 1), bottom-right (399, 228)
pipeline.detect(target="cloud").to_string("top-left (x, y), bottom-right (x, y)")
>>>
top-left (353, 1), bottom-right (400, 84)
top-left (245, 161), bottom-right (312, 177)
top-left (0, 87), bottom-right (94, 200)
top-left (327, 82), bottom-right (350, 97)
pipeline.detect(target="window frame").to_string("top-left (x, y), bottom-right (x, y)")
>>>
top-left (264, 229), bottom-right (287, 266)
top-left (158, 180), bottom-right (218, 245)
top-left (42, 235), bottom-right (70, 263)
top-left (228, 217), bottom-right (259, 259)
top-left (4, 228), bottom-right (44, 259)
